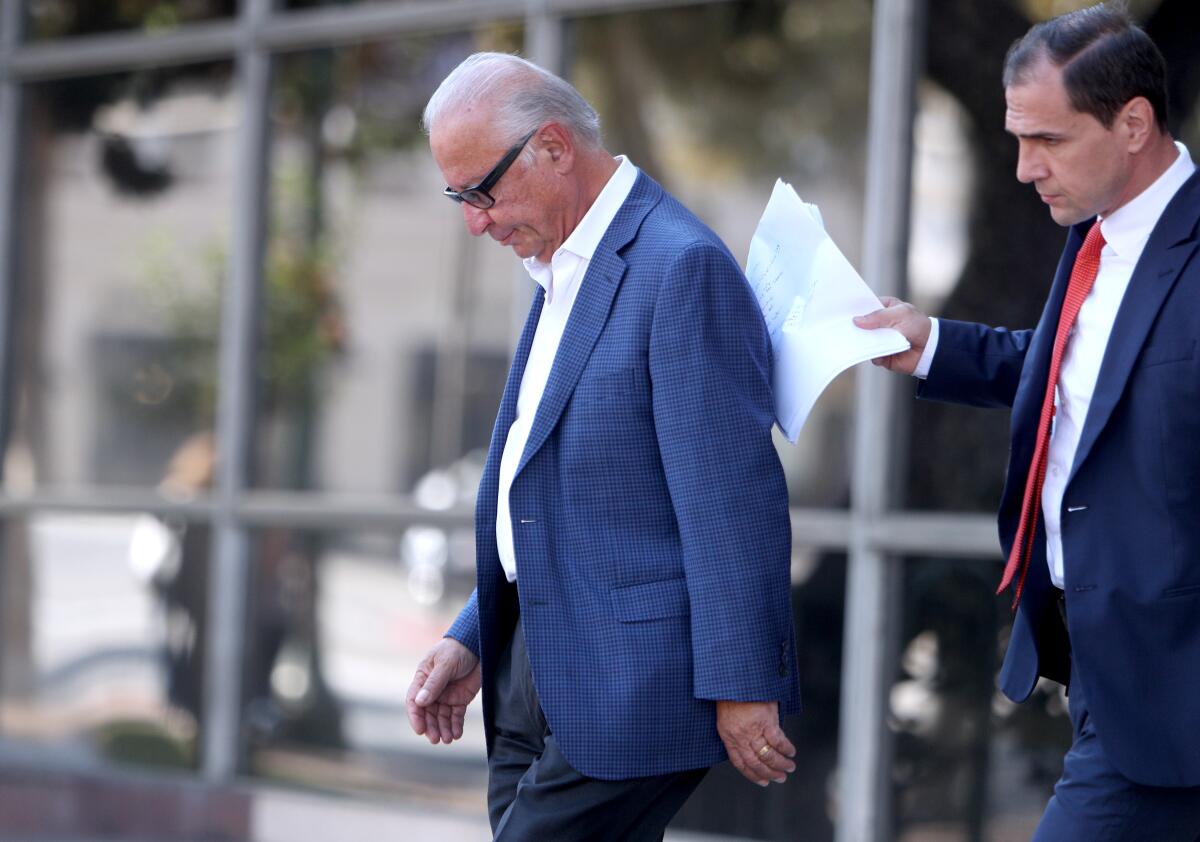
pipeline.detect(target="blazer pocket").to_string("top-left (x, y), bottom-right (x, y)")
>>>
top-left (611, 576), bottom-right (690, 623)
top-left (1162, 583), bottom-right (1200, 599)
top-left (1138, 340), bottom-right (1196, 368)
top-left (575, 365), bottom-right (648, 401)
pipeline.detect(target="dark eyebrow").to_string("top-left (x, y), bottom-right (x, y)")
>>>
top-left (1007, 128), bottom-right (1065, 142)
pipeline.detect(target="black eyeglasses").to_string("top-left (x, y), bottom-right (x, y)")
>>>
top-left (443, 129), bottom-right (536, 210)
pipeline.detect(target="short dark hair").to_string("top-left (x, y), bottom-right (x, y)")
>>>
top-left (1003, 2), bottom-right (1169, 132)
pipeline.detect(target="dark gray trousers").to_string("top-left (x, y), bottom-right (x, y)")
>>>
top-left (487, 621), bottom-right (707, 841)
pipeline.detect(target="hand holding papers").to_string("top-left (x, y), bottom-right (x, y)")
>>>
top-left (745, 180), bottom-right (909, 442)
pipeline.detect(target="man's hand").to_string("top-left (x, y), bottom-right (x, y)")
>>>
top-left (406, 637), bottom-right (481, 745)
top-left (853, 296), bottom-right (932, 375)
top-left (716, 700), bottom-right (796, 786)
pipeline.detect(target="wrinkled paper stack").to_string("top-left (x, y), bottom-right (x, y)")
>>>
top-left (746, 179), bottom-right (909, 442)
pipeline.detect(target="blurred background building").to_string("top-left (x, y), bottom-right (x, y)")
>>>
top-left (0, 0), bottom-right (1196, 840)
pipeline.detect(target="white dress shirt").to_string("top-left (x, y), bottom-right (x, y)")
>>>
top-left (916, 142), bottom-right (1195, 588)
top-left (495, 156), bottom-right (639, 582)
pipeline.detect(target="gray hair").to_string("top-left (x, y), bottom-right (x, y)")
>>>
top-left (422, 52), bottom-right (602, 149)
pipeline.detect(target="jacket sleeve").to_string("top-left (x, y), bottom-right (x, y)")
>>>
top-left (649, 240), bottom-right (795, 704)
top-left (445, 588), bottom-right (481, 659)
top-left (917, 318), bottom-right (1033, 409)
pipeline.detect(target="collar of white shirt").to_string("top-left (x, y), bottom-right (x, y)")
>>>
top-left (523, 155), bottom-right (639, 302)
top-left (1100, 141), bottom-right (1196, 259)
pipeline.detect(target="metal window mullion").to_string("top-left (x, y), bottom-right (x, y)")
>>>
top-left (0, 490), bottom-right (215, 521)
top-left (8, 21), bottom-right (239, 81)
top-left (0, 481), bottom-right (998, 555)
top-left (3, 0), bottom-right (736, 83)
top-left (0, 0), bottom-right (23, 458)
top-left (201, 0), bottom-right (272, 783)
top-left (838, 0), bottom-right (924, 840)
top-left (0, 0), bottom-right (26, 707)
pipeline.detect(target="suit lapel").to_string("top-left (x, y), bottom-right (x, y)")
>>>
top-left (1010, 223), bottom-right (1087, 454)
top-left (1069, 172), bottom-right (1200, 481)
top-left (514, 173), bottom-right (661, 477)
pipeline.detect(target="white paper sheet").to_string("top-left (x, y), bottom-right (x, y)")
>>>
top-left (746, 179), bottom-right (910, 442)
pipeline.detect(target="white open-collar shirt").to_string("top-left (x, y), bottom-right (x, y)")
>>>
top-left (495, 156), bottom-right (638, 582)
top-left (917, 142), bottom-right (1196, 588)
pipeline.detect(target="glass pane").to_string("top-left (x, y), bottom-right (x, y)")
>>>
top-left (0, 513), bottom-right (208, 771)
top-left (26, 0), bottom-right (234, 41)
top-left (890, 557), bottom-right (1070, 840)
top-left (254, 25), bottom-right (522, 493)
top-left (241, 525), bottom-right (487, 816)
top-left (901, 80), bottom-right (1011, 513)
top-left (9, 64), bottom-right (235, 492)
top-left (570, 1), bottom-right (873, 508)
top-left (672, 550), bottom-right (846, 841)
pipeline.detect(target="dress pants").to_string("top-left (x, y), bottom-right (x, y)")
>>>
top-left (1032, 659), bottom-right (1200, 841)
top-left (487, 620), bottom-right (707, 841)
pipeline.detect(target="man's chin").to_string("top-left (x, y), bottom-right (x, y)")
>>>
top-left (510, 242), bottom-right (546, 261)
top-left (1048, 206), bottom-right (1087, 227)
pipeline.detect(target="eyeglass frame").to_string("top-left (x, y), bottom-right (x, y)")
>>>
top-left (442, 128), bottom-right (537, 210)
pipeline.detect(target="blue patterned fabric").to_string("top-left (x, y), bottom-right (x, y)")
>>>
top-left (447, 172), bottom-right (799, 780)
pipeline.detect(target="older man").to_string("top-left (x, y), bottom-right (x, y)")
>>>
top-left (858, 4), bottom-right (1200, 839)
top-left (404, 53), bottom-right (801, 839)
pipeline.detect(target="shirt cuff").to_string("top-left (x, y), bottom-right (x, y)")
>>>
top-left (913, 317), bottom-right (939, 380)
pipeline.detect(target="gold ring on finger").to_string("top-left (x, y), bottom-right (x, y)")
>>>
top-left (757, 745), bottom-right (772, 759)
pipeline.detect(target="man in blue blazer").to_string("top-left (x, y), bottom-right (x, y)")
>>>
top-left (858, 5), bottom-right (1200, 839)
top-left (404, 53), bottom-right (801, 840)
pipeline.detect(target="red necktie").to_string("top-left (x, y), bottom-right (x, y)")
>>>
top-left (998, 220), bottom-right (1105, 609)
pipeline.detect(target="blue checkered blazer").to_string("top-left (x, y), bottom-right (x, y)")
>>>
top-left (447, 172), bottom-right (800, 780)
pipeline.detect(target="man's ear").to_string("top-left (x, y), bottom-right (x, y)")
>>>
top-left (537, 122), bottom-right (575, 173)
top-left (1120, 96), bottom-right (1157, 154)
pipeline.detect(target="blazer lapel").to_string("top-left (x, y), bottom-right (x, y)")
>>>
top-left (514, 173), bottom-right (661, 477)
top-left (1069, 172), bottom-right (1200, 481)
top-left (1007, 223), bottom-right (1087, 472)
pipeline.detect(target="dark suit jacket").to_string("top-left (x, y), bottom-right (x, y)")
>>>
top-left (920, 170), bottom-right (1200, 787)
top-left (448, 172), bottom-right (801, 781)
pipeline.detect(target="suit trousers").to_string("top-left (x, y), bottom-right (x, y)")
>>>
top-left (1032, 658), bottom-right (1200, 842)
top-left (487, 619), bottom-right (707, 841)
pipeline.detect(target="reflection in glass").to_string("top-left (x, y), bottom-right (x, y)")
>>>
top-left (9, 65), bottom-right (235, 492)
top-left (891, 558), bottom-right (1070, 840)
top-left (902, 79), bottom-right (1009, 514)
top-left (254, 25), bottom-right (522, 494)
top-left (242, 526), bottom-right (487, 812)
top-left (25, 0), bottom-right (234, 41)
top-left (570, 2), bottom-right (873, 508)
top-left (0, 514), bottom-right (207, 771)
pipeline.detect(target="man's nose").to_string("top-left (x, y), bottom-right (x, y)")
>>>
top-left (461, 203), bottom-right (491, 236)
top-left (1015, 143), bottom-right (1046, 184)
